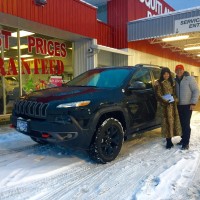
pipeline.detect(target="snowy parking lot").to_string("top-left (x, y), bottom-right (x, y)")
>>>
top-left (0, 111), bottom-right (200, 200)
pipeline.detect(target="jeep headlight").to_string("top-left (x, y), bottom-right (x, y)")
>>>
top-left (57, 100), bottom-right (91, 108)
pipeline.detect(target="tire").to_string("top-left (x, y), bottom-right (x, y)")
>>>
top-left (89, 118), bottom-right (124, 164)
top-left (30, 136), bottom-right (49, 145)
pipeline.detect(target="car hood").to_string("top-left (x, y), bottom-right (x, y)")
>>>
top-left (23, 86), bottom-right (112, 103)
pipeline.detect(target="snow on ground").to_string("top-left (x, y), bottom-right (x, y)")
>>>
top-left (0, 111), bottom-right (200, 200)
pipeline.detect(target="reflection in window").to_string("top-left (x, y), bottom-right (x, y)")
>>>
top-left (130, 69), bottom-right (152, 89)
top-left (67, 68), bottom-right (130, 88)
top-left (152, 69), bottom-right (161, 81)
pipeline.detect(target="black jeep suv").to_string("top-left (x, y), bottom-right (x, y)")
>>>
top-left (11, 64), bottom-right (162, 163)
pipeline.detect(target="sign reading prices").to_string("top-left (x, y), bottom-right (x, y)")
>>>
top-left (175, 17), bottom-right (200, 34)
top-left (0, 30), bottom-right (67, 76)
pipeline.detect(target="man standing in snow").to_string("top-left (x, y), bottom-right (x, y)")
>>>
top-left (175, 64), bottom-right (199, 150)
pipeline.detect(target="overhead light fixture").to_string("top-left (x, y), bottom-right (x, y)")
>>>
top-left (21, 54), bottom-right (33, 58)
top-left (197, 54), bottom-right (200, 57)
top-left (24, 58), bottom-right (34, 61)
top-left (185, 43), bottom-right (200, 47)
top-left (11, 30), bottom-right (35, 37)
top-left (162, 35), bottom-right (189, 42)
top-left (184, 46), bottom-right (200, 51)
top-left (11, 45), bottom-right (28, 49)
top-left (44, 55), bottom-right (53, 58)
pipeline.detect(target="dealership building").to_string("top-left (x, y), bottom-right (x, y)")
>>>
top-left (0, 0), bottom-right (200, 121)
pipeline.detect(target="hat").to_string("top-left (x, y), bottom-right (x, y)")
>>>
top-left (175, 64), bottom-right (184, 71)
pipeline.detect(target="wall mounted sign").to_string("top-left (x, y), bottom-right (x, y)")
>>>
top-left (28, 36), bottom-right (67, 57)
top-left (49, 76), bottom-right (63, 87)
top-left (138, 0), bottom-right (171, 17)
top-left (0, 30), bottom-right (11, 49)
top-left (0, 58), bottom-right (64, 76)
top-left (0, 30), bottom-right (67, 76)
top-left (175, 17), bottom-right (200, 34)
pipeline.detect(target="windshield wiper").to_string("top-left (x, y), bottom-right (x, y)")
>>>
top-left (65, 85), bottom-right (97, 87)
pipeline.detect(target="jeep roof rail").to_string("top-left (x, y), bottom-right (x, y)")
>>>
top-left (135, 64), bottom-right (164, 68)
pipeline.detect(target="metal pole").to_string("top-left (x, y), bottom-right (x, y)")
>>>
top-left (1, 32), bottom-right (7, 115)
top-left (17, 29), bottom-right (22, 97)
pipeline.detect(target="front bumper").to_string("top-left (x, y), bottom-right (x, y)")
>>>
top-left (11, 115), bottom-right (93, 149)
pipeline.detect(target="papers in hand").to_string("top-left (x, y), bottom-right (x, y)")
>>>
top-left (162, 94), bottom-right (174, 103)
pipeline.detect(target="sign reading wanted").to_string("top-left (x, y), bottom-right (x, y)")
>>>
top-left (175, 17), bottom-right (200, 34)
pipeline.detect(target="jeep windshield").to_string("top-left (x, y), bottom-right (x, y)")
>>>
top-left (66, 68), bottom-right (133, 88)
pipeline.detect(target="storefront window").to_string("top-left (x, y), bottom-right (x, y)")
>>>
top-left (20, 32), bottom-right (73, 93)
top-left (0, 26), bottom-right (18, 115)
top-left (0, 26), bottom-right (73, 116)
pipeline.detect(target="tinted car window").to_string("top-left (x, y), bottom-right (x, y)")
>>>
top-left (130, 68), bottom-right (152, 89)
top-left (67, 68), bottom-right (132, 88)
top-left (152, 68), bottom-right (161, 81)
top-left (152, 68), bottom-right (175, 81)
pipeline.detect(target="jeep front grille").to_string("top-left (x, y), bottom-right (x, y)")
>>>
top-left (15, 100), bottom-right (49, 119)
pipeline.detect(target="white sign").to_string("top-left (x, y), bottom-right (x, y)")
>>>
top-left (175, 17), bottom-right (200, 34)
top-left (49, 76), bottom-right (63, 87)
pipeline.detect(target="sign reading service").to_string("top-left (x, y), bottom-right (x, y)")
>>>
top-left (175, 17), bottom-right (200, 33)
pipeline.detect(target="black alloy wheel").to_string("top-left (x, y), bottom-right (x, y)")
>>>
top-left (89, 118), bottom-right (124, 164)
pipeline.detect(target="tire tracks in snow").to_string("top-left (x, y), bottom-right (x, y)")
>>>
top-left (0, 139), bottom-right (178, 200)
top-left (80, 142), bottom-right (181, 200)
top-left (1, 128), bottom-right (200, 200)
top-left (0, 160), bottom-right (95, 200)
top-left (0, 144), bottom-right (55, 168)
top-left (130, 118), bottom-right (200, 200)
top-left (0, 144), bottom-right (42, 156)
top-left (26, 140), bottom-right (165, 199)
top-left (0, 139), bottom-right (157, 199)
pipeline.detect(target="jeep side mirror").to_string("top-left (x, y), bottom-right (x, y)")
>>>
top-left (128, 81), bottom-right (146, 90)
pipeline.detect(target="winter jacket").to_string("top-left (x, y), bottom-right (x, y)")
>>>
top-left (155, 80), bottom-right (181, 138)
top-left (175, 74), bottom-right (199, 105)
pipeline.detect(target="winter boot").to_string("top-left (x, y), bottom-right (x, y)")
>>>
top-left (166, 138), bottom-right (174, 149)
top-left (181, 144), bottom-right (189, 150)
top-left (177, 138), bottom-right (183, 145)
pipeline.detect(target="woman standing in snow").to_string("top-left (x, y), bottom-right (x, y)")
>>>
top-left (155, 67), bottom-right (182, 149)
